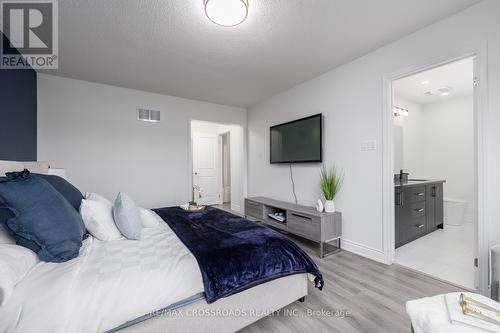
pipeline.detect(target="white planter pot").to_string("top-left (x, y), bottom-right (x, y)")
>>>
top-left (324, 200), bottom-right (335, 213)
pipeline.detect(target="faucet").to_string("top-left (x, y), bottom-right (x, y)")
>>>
top-left (399, 169), bottom-right (409, 184)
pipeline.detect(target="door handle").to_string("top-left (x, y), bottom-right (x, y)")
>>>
top-left (432, 186), bottom-right (437, 197)
top-left (415, 224), bottom-right (425, 228)
top-left (415, 208), bottom-right (424, 212)
top-left (415, 192), bottom-right (425, 196)
top-left (291, 213), bottom-right (313, 220)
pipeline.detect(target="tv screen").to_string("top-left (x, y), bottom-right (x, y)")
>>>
top-left (270, 114), bottom-right (322, 164)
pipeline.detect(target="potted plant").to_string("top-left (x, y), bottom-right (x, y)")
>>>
top-left (320, 164), bottom-right (344, 213)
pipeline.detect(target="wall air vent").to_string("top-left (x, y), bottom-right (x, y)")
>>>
top-left (137, 108), bottom-right (161, 122)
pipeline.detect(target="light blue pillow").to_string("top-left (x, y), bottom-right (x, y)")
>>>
top-left (113, 192), bottom-right (142, 240)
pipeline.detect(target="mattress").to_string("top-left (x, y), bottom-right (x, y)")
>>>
top-left (0, 223), bottom-right (204, 333)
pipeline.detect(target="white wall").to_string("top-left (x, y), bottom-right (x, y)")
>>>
top-left (423, 96), bottom-right (474, 223)
top-left (393, 95), bottom-right (425, 177)
top-left (191, 121), bottom-right (245, 212)
top-left (248, 0), bottom-right (500, 263)
top-left (37, 74), bottom-right (246, 209)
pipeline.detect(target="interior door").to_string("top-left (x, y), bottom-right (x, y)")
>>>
top-left (192, 133), bottom-right (221, 206)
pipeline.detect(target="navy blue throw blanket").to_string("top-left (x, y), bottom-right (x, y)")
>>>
top-left (153, 206), bottom-right (324, 303)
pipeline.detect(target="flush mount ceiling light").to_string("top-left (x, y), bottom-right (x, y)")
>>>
top-left (204, 0), bottom-right (249, 27)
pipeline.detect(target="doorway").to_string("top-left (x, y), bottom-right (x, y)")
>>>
top-left (220, 131), bottom-right (231, 210)
top-left (392, 57), bottom-right (475, 289)
top-left (382, 47), bottom-right (489, 294)
top-left (190, 120), bottom-right (243, 213)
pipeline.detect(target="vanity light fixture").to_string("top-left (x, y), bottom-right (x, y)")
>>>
top-left (393, 106), bottom-right (409, 118)
top-left (204, 0), bottom-right (249, 27)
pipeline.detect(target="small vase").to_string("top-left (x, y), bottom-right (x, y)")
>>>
top-left (315, 199), bottom-right (324, 213)
top-left (324, 200), bottom-right (335, 213)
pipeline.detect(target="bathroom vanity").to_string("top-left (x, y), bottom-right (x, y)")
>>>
top-left (395, 179), bottom-right (445, 248)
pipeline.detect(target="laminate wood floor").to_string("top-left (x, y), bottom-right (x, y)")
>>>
top-left (240, 235), bottom-right (464, 333)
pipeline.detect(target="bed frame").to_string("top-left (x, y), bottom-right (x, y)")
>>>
top-left (0, 160), bottom-right (49, 176)
top-left (118, 273), bottom-right (308, 333)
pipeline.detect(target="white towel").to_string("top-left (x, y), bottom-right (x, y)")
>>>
top-left (445, 293), bottom-right (500, 333)
top-left (406, 293), bottom-right (488, 333)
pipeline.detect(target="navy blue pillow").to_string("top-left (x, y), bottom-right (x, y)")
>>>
top-left (0, 207), bottom-right (14, 224)
top-left (0, 174), bottom-right (85, 262)
top-left (33, 174), bottom-right (83, 211)
top-left (0, 177), bottom-right (15, 226)
top-left (1, 176), bottom-right (43, 252)
top-left (0, 207), bottom-right (42, 252)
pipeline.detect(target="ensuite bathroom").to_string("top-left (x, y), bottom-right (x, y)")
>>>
top-left (392, 57), bottom-right (475, 289)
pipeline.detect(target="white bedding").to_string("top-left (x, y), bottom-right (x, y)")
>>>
top-left (0, 223), bottom-right (204, 333)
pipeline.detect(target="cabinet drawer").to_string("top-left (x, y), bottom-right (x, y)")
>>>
top-left (245, 200), bottom-right (263, 219)
top-left (410, 186), bottom-right (426, 203)
top-left (409, 216), bottom-right (427, 237)
top-left (411, 202), bottom-right (426, 219)
top-left (287, 211), bottom-right (320, 241)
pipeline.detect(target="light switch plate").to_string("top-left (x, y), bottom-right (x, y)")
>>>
top-left (361, 140), bottom-right (377, 151)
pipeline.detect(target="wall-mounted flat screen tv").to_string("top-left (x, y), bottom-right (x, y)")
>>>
top-left (270, 113), bottom-right (322, 164)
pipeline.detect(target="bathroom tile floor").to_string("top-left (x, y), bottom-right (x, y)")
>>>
top-left (395, 223), bottom-right (475, 289)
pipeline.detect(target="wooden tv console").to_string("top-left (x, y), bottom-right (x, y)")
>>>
top-left (244, 197), bottom-right (342, 258)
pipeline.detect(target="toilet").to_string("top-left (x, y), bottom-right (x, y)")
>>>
top-left (444, 197), bottom-right (467, 226)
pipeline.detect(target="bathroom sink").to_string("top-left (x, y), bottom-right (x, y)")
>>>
top-left (395, 179), bottom-right (431, 186)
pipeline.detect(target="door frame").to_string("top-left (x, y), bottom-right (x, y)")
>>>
top-left (219, 131), bottom-right (231, 205)
top-left (381, 43), bottom-right (489, 295)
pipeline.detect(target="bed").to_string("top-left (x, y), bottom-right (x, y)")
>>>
top-left (0, 160), bottom-right (322, 333)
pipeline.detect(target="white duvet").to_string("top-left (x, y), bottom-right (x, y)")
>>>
top-left (0, 223), bottom-right (204, 333)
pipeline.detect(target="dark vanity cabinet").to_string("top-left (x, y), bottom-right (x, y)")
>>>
top-left (426, 183), bottom-right (444, 231)
top-left (395, 181), bottom-right (445, 248)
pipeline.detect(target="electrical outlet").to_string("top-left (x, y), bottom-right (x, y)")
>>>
top-left (361, 140), bottom-right (377, 151)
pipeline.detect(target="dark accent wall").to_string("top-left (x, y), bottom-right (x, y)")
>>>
top-left (0, 32), bottom-right (37, 161)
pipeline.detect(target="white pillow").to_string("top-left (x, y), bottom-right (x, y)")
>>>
top-left (0, 225), bottom-right (15, 244)
top-left (80, 199), bottom-right (123, 241)
top-left (139, 208), bottom-right (161, 228)
top-left (0, 244), bottom-right (39, 306)
top-left (85, 192), bottom-right (112, 205)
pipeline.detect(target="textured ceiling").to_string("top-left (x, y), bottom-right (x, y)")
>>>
top-left (42, 0), bottom-right (481, 107)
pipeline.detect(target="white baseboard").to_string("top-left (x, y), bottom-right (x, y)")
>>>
top-left (340, 238), bottom-right (387, 264)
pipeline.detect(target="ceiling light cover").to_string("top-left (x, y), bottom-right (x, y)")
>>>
top-left (204, 0), bottom-right (249, 27)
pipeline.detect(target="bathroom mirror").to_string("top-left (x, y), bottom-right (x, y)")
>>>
top-left (393, 125), bottom-right (404, 174)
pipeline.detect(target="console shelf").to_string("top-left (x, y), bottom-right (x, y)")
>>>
top-left (245, 197), bottom-right (342, 258)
